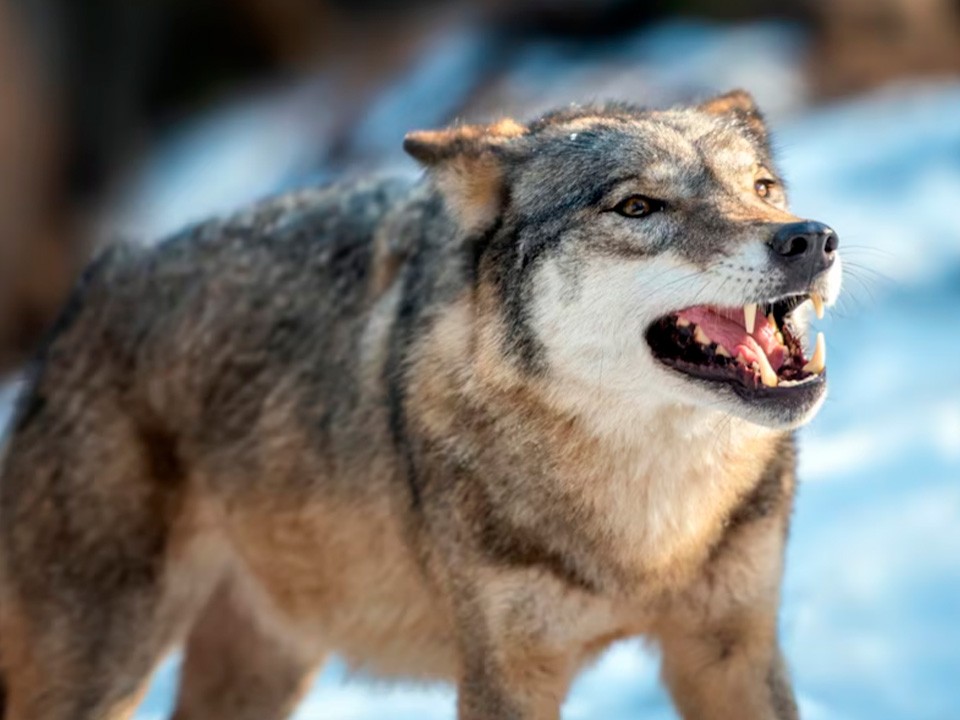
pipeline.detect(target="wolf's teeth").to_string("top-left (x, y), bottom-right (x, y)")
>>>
top-left (756, 351), bottom-right (779, 388)
top-left (803, 332), bottom-right (826, 374)
top-left (744, 303), bottom-right (757, 333)
top-left (767, 312), bottom-right (776, 327)
top-left (677, 317), bottom-right (691, 328)
top-left (810, 293), bottom-right (825, 320)
top-left (693, 326), bottom-right (711, 345)
top-left (716, 344), bottom-right (731, 357)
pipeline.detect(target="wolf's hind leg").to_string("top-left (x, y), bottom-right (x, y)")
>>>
top-left (0, 393), bottom-right (224, 720)
top-left (172, 579), bottom-right (324, 720)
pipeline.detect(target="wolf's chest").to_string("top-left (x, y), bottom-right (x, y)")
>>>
top-left (601, 449), bottom-right (743, 577)
top-left (547, 422), bottom-right (778, 589)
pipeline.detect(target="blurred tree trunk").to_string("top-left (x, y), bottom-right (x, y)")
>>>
top-left (811, 0), bottom-right (960, 98)
top-left (0, 0), bottom-right (76, 374)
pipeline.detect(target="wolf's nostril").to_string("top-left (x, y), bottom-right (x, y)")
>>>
top-left (825, 233), bottom-right (839, 254)
top-left (783, 236), bottom-right (808, 257)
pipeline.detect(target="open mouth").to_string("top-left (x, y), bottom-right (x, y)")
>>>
top-left (645, 293), bottom-right (827, 398)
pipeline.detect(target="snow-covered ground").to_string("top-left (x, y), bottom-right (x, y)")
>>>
top-left (0, 22), bottom-right (958, 720)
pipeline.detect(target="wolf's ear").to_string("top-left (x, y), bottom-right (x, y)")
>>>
top-left (403, 118), bottom-right (526, 232)
top-left (698, 89), bottom-right (769, 145)
top-left (699, 89), bottom-right (758, 116)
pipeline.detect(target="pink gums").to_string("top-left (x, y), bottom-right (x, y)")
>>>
top-left (678, 306), bottom-right (787, 370)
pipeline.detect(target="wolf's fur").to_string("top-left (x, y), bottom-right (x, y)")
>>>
top-left (0, 91), bottom-right (840, 719)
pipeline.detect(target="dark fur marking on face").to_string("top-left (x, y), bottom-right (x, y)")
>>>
top-left (486, 221), bottom-right (552, 375)
top-left (522, 170), bottom-right (646, 231)
top-left (589, 235), bottom-right (658, 260)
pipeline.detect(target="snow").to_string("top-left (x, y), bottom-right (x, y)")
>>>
top-left (0, 21), bottom-right (957, 720)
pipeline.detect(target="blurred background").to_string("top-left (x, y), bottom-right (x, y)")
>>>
top-left (0, 0), bottom-right (958, 718)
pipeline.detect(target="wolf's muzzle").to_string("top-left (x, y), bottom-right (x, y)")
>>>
top-left (767, 220), bottom-right (839, 279)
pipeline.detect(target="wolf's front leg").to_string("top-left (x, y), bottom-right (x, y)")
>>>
top-left (656, 518), bottom-right (799, 719)
top-left (451, 572), bottom-right (580, 720)
top-left (657, 606), bottom-right (798, 720)
top-left (457, 653), bottom-right (567, 720)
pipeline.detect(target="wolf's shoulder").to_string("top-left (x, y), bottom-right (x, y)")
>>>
top-left (97, 173), bottom-right (434, 308)
top-left (159, 174), bottom-right (418, 255)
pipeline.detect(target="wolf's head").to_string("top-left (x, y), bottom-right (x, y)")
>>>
top-left (405, 91), bottom-right (841, 430)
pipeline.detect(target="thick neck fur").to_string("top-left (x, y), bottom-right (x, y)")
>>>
top-left (411, 285), bottom-right (784, 592)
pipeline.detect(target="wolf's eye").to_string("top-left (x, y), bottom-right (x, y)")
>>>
top-left (613, 195), bottom-right (666, 218)
top-left (755, 178), bottom-right (776, 199)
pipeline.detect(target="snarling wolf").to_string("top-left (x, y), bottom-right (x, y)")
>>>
top-left (0, 90), bottom-right (840, 720)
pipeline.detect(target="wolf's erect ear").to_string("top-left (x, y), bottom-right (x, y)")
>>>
top-left (403, 118), bottom-right (526, 164)
top-left (698, 89), bottom-right (769, 146)
top-left (403, 118), bottom-right (527, 232)
top-left (699, 89), bottom-right (758, 116)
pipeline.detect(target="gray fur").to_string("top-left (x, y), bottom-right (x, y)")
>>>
top-left (0, 95), bottom-right (826, 720)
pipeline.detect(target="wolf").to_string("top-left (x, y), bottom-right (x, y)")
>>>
top-left (0, 90), bottom-right (840, 720)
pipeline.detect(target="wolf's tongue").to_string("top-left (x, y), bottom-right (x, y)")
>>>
top-left (678, 307), bottom-right (786, 371)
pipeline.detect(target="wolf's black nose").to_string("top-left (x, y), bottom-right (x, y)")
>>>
top-left (768, 221), bottom-right (838, 272)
